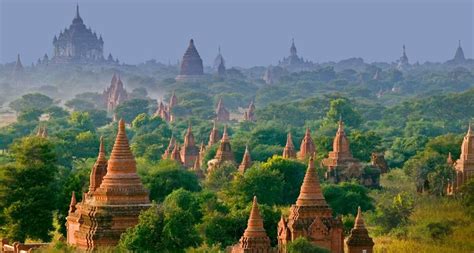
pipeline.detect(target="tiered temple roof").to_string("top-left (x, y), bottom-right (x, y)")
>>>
top-left (66, 120), bottom-right (151, 250)
top-left (298, 128), bottom-right (316, 160)
top-left (162, 135), bottom-right (176, 159)
top-left (180, 124), bottom-right (199, 168)
top-left (238, 146), bottom-right (252, 174)
top-left (397, 45), bottom-right (409, 70)
top-left (51, 5), bottom-right (105, 64)
top-left (277, 157), bottom-right (344, 253)
top-left (282, 132), bottom-right (296, 159)
top-left (231, 196), bottom-right (272, 253)
top-left (103, 74), bottom-right (128, 113)
top-left (216, 98), bottom-right (230, 122)
top-left (208, 120), bottom-right (221, 146)
top-left (322, 119), bottom-right (362, 183)
top-left (449, 124), bottom-right (474, 194)
top-left (448, 40), bottom-right (466, 64)
top-left (278, 39), bottom-right (314, 71)
top-left (346, 207), bottom-right (374, 253)
top-left (176, 39), bottom-right (204, 81)
top-left (214, 125), bottom-right (235, 165)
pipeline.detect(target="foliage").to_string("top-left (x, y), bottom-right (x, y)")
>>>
top-left (9, 93), bottom-right (54, 113)
top-left (322, 182), bottom-right (375, 216)
top-left (287, 237), bottom-right (330, 253)
top-left (373, 192), bottom-right (414, 234)
top-left (0, 136), bottom-right (58, 242)
top-left (459, 179), bottom-right (474, 217)
top-left (115, 98), bottom-right (150, 123)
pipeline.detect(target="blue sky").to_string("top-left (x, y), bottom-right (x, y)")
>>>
top-left (0, 0), bottom-right (472, 67)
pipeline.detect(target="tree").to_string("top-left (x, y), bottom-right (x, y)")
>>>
top-left (0, 136), bottom-right (58, 242)
top-left (287, 237), bottom-right (330, 253)
top-left (119, 204), bottom-right (165, 252)
top-left (204, 162), bottom-right (237, 191)
top-left (324, 98), bottom-right (361, 128)
top-left (65, 98), bottom-right (97, 111)
top-left (460, 179), bottom-right (474, 217)
top-left (115, 99), bottom-right (150, 123)
top-left (9, 93), bottom-right (54, 113)
top-left (16, 109), bottom-right (43, 122)
top-left (349, 130), bottom-right (382, 162)
top-left (139, 160), bottom-right (201, 202)
top-left (68, 111), bottom-right (95, 132)
top-left (225, 167), bottom-right (284, 207)
top-left (322, 182), bottom-right (375, 216)
top-left (374, 192), bottom-right (414, 233)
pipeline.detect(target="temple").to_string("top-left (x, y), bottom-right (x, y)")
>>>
top-left (322, 120), bottom-right (363, 184)
top-left (397, 45), bottom-right (409, 70)
top-left (278, 39), bottom-right (314, 71)
top-left (230, 196), bottom-right (273, 253)
top-left (155, 91), bottom-right (177, 122)
top-left (447, 40), bottom-right (466, 64)
top-left (208, 120), bottom-right (221, 147)
top-left (103, 74), bottom-right (128, 114)
top-left (12, 54), bottom-right (23, 76)
top-left (238, 146), bottom-right (252, 174)
top-left (214, 47), bottom-right (226, 77)
top-left (282, 133), bottom-right (296, 159)
top-left (277, 157), bottom-right (344, 253)
top-left (216, 98), bottom-right (230, 122)
top-left (243, 101), bottom-right (256, 122)
top-left (176, 39), bottom-right (204, 81)
top-left (180, 124), bottom-right (199, 168)
top-left (214, 125), bottom-right (235, 165)
top-left (162, 135), bottom-right (176, 159)
top-left (66, 120), bottom-right (151, 250)
top-left (51, 5), bottom-right (106, 64)
top-left (447, 124), bottom-right (474, 194)
top-left (170, 143), bottom-right (183, 164)
top-left (298, 128), bottom-right (316, 160)
top-left (345, 207), bottom-right (374, 253)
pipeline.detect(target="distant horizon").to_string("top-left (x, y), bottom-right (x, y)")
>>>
top-left (0, 0), bottom-right (472, 67)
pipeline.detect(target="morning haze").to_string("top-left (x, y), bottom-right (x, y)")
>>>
top-left (1, 0), bottom-right (472, 66)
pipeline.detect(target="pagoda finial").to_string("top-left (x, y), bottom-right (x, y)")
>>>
top-left (468, 122), bottom-right (472, 135)
top-left (76, 4), bottom-right (80, 19)
top-left (222, 125), bottom-right (229, 141)
top-left (218, 45), bottom-right (221, 54)
top-left (354, 206), bottom-right (366, 229)
top-left (98, 136), bottom-right (106, 160)
top-left (459, 40), bottom-right (462, 48)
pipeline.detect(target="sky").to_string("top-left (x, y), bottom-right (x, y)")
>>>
top-left (0, 0), bottom-right (472, 67)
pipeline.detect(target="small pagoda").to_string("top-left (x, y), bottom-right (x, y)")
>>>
top-left (238, 146), bottom-right (253, 174)
top-left (180, 124), bottom-right (199, 168)
top-left (277, 156), bottom-right (344, 253)
top-left (282, 132), bottom-right (296, 159)
top-left (230, 196), bottom-right (273, 253)
top-left (447, 124), bottom-right (474, 194)
top-left (66, 120), bottom-right (151, 250)
top-left (176, 39), bottom-right (204, 81)
top-left (216, 98), bottom-right (230, 122)
top-left (346, 207), bottom-right (374, 253)
top-left (298, 128), bottom-right (316, 160)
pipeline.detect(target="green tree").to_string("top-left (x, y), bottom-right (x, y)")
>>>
top-left (204, 162), bottom-right (237, 191)
top-left (68, 111), bottom-right (95, 132)
top-left (17, 109), bottom-right (43, 122)
top-left (115, 99), bottom-right (150, 123)
top-left (322, 182), bottom-right (374, 216)
top-left (0, 136), bottom-right (58, 242)
top-left (324, 98), bottom-right (361, 128)
top-left (287, 237), bottom-right (330, 253)
top-left (119, 204), bottom-right (165, 252)
top-left (349, 130), bottom-right (382, 162)
top-left (9, 93), bottom-right (54, 113)
top-left (139, 160), bottom-right (201, 202)
top-left (460, 179), bottom-right (474, 217)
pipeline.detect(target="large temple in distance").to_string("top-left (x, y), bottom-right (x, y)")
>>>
top-left (176, 39), bottom-right (205, 81)
top-left (278, 39), bottom-right (314, 72)
top-left (47, 5), bottom-right (116, 65)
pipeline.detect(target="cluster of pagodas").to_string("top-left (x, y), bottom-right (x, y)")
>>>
top-left (65, 119), bottom-right (374, 252)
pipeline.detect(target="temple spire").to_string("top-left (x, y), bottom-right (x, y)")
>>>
top-left (69, 191), bottom-right (77, 213)
top-left (76, 4), bottom-right (80, 19)
top-left (298, 128), bottom-right (316, 160)
top-left (283, 132), bottom-right (296, 159)
top-left (244, 196), bottom-right (266, 237)
top-left (89, 136), bottom-right (108, 193)
top-left (238, 145), bottom-right (252, 174)
top-left (354, 206), bottom-right (366, 229)
top-left (296, 155), bottom-right (327, 206)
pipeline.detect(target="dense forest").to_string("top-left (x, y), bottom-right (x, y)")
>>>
top-left (0, 58), bottom-right (473, 252)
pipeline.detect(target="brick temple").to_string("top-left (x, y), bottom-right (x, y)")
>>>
top-left (66, 120), bottom-right (151, 250)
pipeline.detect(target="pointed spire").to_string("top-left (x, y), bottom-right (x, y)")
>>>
top-left (98, 136), bottom-right (106, 160)
top-left (298, 128), bottom-right (316, 160)
top-left (170, 143), bottom-right (182, 164)
top-left (222, 125), bottom-right (229, 141)
top-left (238, 145), bottom-right (252, 174)
top-left (354, 206), bottom-right (366, 229)
top-left (283, 132), bottom-right (296, 159)
top-left (243, 196), bottom-right (267, 237)
top-left (76, 4), bottom-right (80, 18)
top-left (468, 122), bottom-right (472, 136)
top-left (296, 156), bottom-right (327, 206)
top-left (447, 152), bottom-right (453, 165)
top-left (69, 191), bottom-right (77, 213)
top-left (108, 119), bottom-right (134, 165)
top-left (89, 136), bottom-right (108, 193)
top-left (459, 40), bottom-right (462, 48)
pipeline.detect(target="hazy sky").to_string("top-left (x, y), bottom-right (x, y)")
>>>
top-left (0, 0), bottom-right (472, 67)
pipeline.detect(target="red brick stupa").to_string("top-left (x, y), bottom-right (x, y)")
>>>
top-left (180, 124), bottom-right (199, 168)
top-left (214, 125), bottom-right (235, 165)
top-left (103, 74), bottom-right (128, 113)
top-left (448, 124), bottom-right (474, 194)
top-left (346, 207), bottom-right (374, 253)
top-left (322, 119), bottom-right (362, 183)
top-left (282, 132), bottom-right (296, 159)
top-left (66, 120), bottom-right (151, 250)
top-left (238, 146), bottom-right (253, 174)
top-left (298, 128), bottom-right (316, 160)
top-left (231, 196), bottom-right (273, 253)
top-left (208, 120), bottom-right (221, 147)
top-left (243, 101), bottom-right (256, 122)
top-left (277, 157), bottom-right (344, 253)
